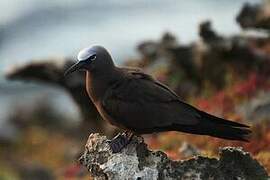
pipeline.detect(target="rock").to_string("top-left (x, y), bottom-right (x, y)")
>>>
top-left (237, 91), bottom-right (270, 123)
top-left (198, 20), bottom-right (269, 90)
top-left (5, 58), bottom-right (97, 121)
top-left (137, 32), bottom-right (201, 98)
top-left (137, 32), bottom-right (178, 61)
top-left (199, 20), bottom-right (224, 45)
top-left (135, 22), bottom-right (270, 98)
top-left (236, 2), bottom-right (270, 31)
top-left (79, 133), bottom-right (269, 180)
top-left (178, 141), bottom-right (200, 158)
top-left (5, 59), bottom-right (116, 136)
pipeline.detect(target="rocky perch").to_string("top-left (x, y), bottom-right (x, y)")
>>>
top-left (79, 133), bottom-right (268, 180)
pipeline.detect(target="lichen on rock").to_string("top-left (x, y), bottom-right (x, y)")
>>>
top-left (79, 133), bottom-right (269, 180)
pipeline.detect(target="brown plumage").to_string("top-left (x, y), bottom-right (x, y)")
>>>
top-left (65, 45), bottom-right (251, 152)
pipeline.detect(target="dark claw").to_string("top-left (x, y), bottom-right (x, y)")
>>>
top-left (108, 133), bottom-right (132, 153)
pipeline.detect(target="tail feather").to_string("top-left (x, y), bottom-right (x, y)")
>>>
top-left (165, 110), bottom-right (252, 142)
top-left (200, 110), bottom-right (250, 128)
top-left (197, 111), bottom-right (252, 141)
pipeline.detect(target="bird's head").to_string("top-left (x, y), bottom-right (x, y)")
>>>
top-left (64, 46), bottom-right (114, 76)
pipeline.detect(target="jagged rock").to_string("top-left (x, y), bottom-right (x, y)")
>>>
top-left (79, 133), bottom-right (269, 180)
top-left (5, 59), bottom-right (116, 136)
top-left (236, 2), bottom-right (270, 31)
top-left (198, 20), bottom-right (270, 90)
top-left (199, 21), bottom-right (224, 45)
top-left (136, 32), bottom-right (201, 98)
top-left (137, 32), bottom-right (178, 60)
top-left (178, 141), bottom-right (200, 158)
top-left (136, 23), bottom-right (270, 97)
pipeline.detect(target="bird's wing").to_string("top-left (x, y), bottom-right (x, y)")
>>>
top-left (102, 70), bottom-right (200, 133)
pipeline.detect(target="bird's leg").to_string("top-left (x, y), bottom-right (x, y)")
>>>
top-left (108, 131), bottom-right (134, 153)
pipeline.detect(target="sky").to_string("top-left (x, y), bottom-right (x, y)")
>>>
top-left (0, 0), bottom-right (261, 73)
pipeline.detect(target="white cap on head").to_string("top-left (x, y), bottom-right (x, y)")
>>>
top-left (77, 47), bottom-right (95, 61)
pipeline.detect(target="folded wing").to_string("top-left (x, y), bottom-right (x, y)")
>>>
top-left (102, 71), bottom-right (200, 133)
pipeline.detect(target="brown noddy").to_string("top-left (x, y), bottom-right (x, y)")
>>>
top-left (65, 45), bottom-right (251, 153)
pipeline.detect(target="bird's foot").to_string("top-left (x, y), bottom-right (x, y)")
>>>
top-left (108, 132), bottom-right (133, 153)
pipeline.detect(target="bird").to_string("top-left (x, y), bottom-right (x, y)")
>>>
top-left (65, 45), bottom-right (251, 153)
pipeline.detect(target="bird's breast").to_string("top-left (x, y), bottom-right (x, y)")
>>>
top-left (85, 72), bottom-right (126, 129)
top-left (85, 72), bottom-right (104, 103)
top-left (85, 73), bottom-right (96, 102)
top-left (95, 101), bottom-right (114, 123)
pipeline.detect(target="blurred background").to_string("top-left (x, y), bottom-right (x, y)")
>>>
top-left (1, 0), bottom-right (270, 179)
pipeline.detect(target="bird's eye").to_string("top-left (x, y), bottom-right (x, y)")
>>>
top-left (89, 54), bottom-right (97, 61)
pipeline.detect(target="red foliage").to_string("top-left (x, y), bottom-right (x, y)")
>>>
top-left (196, 91), bottom-right (234, 115)
top-left (63, 164), bottom-right (86, 179)
top-left (196, 72), bottom-right (270, 115)
top-left (234, 73), bottom-right (269, 97)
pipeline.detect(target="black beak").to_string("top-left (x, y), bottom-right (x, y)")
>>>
top-left (64, 61), bottom-right (84, 76)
